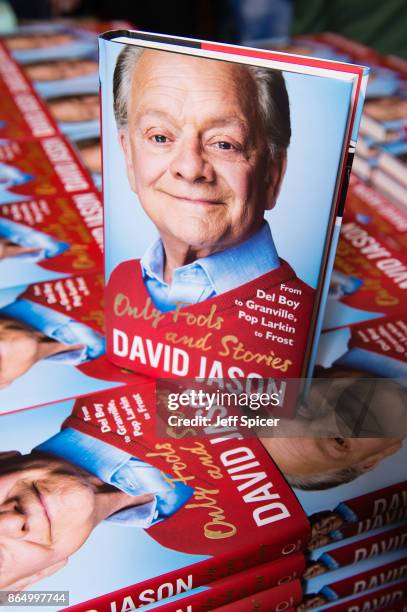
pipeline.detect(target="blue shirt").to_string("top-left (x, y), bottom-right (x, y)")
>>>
top-left (141, 221), bottom-right (280, 312)
top-left (0, 217), bottom-right (69, 261)
top-left (36, 427), bottom-right (193, 527)
top-left (0, 299), bottom-right (105, 364)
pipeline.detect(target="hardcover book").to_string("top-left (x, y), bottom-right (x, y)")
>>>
top-left (371, 167), bottom-right (407, 208)
top-left (133, 549), bottom-right (407, 611)
top-left (303, 550), bottom-right (407, 610)
top-left (320, 207), bottom-right (406, 333)
top-left (99, 30), bottom-right (368, 408)
top-left (23, 51), bottom-right (99, 100)
top-left (0, 383), bottom-right (404, 610)
top-left (0, 41), bottom-right (59, 141)
top-left (0, 191), bottom-right (103, 289)
top-left (376, 140), bottom-right (407, 189)
top-left (360, 96), bottom-right (407, 144)
top-left (347, 175), bottom-right (407, 254)
top-left (2, 23), bottom-right (97, 65)
top-left (0, 135), bottom-right (92, 206)
top-left (0, 272), bottom-right (143, 412)
top-left (318, 578), bottom-right (407, 612)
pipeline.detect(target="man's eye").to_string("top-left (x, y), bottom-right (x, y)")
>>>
top-left (215, 141), bottom-right (235, 150)
top-left (151, 134), bottom-right (169, 144)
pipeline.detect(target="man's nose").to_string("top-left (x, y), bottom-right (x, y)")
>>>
top-left (0, 502), bottom-right (26, 538)
top-left (169, 137), bottom-right (215, 183)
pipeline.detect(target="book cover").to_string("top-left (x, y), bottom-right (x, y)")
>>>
top-left (0, 272), bottom-right (143, 412)
top-left (2, 23), bottom-right (97, 64)
top-left (0, 191), bottom-right (103, 289)
top-left (360, 96), bottom-right (407, 144)
top-left (44, 91), bottom-right (100, 142)
top-left (0, 381), bottom-right (404, 610)
top-left (0, 386), bottom-right (309, 610)
top-left (318, 313), bottom-right (407, 379)
top-left (71, 134), bottom-right (102, 191)
top-left (0, 136), bottom-right (92, 206)
top-left (306, 482), bottom-right (407, 550)
top-left (376, 140), bottom-right (407, 189)
top-left (371, 167), bottom-right (407, 208)
top-left (99, 30), bottom-right (368, 407)
top-left (23, 52), bottom-right (99, 100)
top-left (347, 175), bottom-right (407, 254)
top-left (320, 208), bottom-right (406, 332)
top-left (0, 42), bottom-right (59, 141)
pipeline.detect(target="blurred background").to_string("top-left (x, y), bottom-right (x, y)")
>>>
top-left (1, 0), bottom-right (406, 58)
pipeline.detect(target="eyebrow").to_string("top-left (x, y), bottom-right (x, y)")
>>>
top-left (136, 110), bottom-right (249, 134)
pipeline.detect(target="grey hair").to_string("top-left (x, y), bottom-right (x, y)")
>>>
top-left (284, 465), bottom-right (364, 491)
top-left (113, 45), bottom-right (291, 161)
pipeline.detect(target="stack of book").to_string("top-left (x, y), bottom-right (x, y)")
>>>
top-left (0, 22), bottom-right (405, 612)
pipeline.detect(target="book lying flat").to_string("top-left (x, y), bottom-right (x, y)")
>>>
top-left (0, 191), bottom-right (103, 289)
top-left (0, 272), bottom-right (143, 412)
top-left (0, 382), bottom-right (404, 610)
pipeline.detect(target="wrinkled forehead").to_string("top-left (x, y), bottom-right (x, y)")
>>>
top-left (128, 49), bottom-right (260, 124)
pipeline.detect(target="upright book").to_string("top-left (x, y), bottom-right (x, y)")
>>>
top-left (99, 30), bottom-right (368, 411)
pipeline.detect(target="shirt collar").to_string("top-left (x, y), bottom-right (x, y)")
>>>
top-left (141, 238), bottom-right (165, 285)
top-left (35, 428), bottom-right (157, 527)
top-left (141, 221), bottom-right (279, 295)
top-left (36, 427), bottom-right (133, 484)
top-left (198, 221), bottom-right (279, 294)
top-left (0, 299), bottom-right (105, 363)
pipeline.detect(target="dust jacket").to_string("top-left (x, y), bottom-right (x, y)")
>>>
top-left (99, 30), bottom-right (368, 413)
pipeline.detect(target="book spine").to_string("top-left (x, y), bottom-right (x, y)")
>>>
top-left (320, 556), bottom-right (407, 602)
top-left (212, 580), bottom-right (302, 612)
top-left (315, 508), bottom-right (407, 549)
top-left (66, 546), bottom-right (306, 611)
top-left (335, 482), bottom-right (407, 525)
top-left (310, 481), bottom-right (407, 539)
top-left (321, 579), bottom-right (407, 612)
top-left (129, 560), bottom-right (305, 612)
top-left (306, 524), bottom-right (407, 578)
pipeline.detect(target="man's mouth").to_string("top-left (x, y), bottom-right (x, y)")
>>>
top-left (163, 192), bottom-right (222, 205)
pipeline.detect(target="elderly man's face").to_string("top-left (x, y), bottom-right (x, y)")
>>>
top-left (25, 59), bottom-right (97, 82)
top-left (365, 97), bottom-right (407, 122)
top-left (120, 51), bottom-right (285, 258)
top-left (78, 140), bottom-right (102, 174)
top-left (0, 319), bottom-right (43, 390)
top-left (5, 34), bottom-right (74, 51)
top-left (48, 95), bottom-right (100, 124)
top-left (0, 451), bottom-right (98, 589)
top-left (262, 434), bottom-right (402, 480)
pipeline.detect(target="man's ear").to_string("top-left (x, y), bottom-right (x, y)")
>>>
top-left (359, 441), bottom-right (402, 473)
top-left (6, 559), bottom-right (68, 592)
top-left (265, 153), bottom-right (287, 211)
top-left (118, 129), bottom-right (137, 193)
